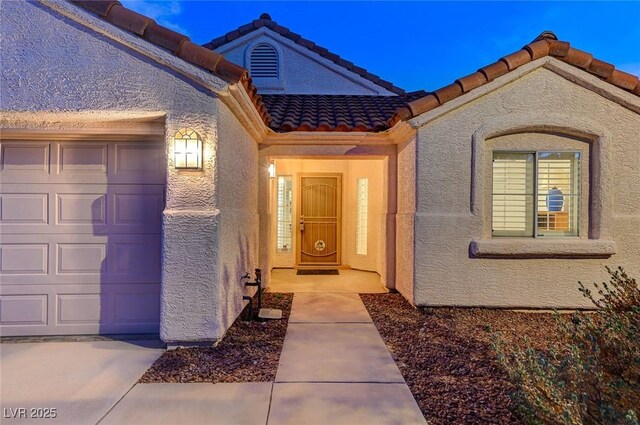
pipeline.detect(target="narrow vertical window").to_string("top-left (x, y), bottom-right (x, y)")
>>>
top-left (276, 176), bottom-right (293, 252)
top-left (356, 178), bottom-right (368, 255)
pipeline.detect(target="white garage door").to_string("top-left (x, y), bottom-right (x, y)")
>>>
top-left (0, 137), bottom-right (165, 336)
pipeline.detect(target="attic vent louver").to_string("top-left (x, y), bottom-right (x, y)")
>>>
top-left (250, 43), bottom-right (279, 78)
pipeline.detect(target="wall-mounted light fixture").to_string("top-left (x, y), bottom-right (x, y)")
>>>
top-left (174, 128), bottom-right (202, 170)
top-left (268, 161), bottom-right (276, 179)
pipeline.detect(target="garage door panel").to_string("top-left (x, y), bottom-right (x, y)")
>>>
top-left (114, 292), bottom-right (160, 325)
top-left (57, 293), bottom-right (102, 324)
top-left (1, 184), bottom-right (163, 234)
top-left (0, 243), bottom-right (49, 275)
top-left (1, 235), bottom-right (160, 285)
top-left (57, 243), bottom-right (107, 274)
top-left (0, 141), bottom-right (164, 184)
top-left (58, 142), bottom-right (108, 174)
top-left (0, 142), bottom-right (51, 174)
top-left (114, 143), bottom-right (164, 172)
top-left (0, 192), bottom-right (49, 224)
top-left (0, 137), bottom-right (164, 336)
top-left (114, 192), bottom-right (163, 227)
top-left (0, 284), bottom-right (160, 336)
top-left (0, 294), bottom-right (48, 327)
top-left (57, 192), bottom-right (107, 225)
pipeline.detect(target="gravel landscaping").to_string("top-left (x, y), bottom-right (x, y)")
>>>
top-left (361, 293), bottom-right (565, 425)
top-left (140, 292), bottom-right (293, 383)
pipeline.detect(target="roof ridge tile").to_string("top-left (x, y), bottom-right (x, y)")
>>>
top-left (106, 4), bottom-right (153, 36)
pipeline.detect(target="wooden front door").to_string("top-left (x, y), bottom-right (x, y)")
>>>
top-left (297, 173), bottom-right (342, 266)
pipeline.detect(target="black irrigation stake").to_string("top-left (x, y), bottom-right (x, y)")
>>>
top-left (243, 269), bottom-right (262, 320)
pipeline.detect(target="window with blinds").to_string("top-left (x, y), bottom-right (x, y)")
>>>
top-left (492, 152), bottom-right (535, 237)
top-left (276, 176), bottom-right (293, 252)
top-left (492, 151), bottom-right (580, 237)
top-left (250, 44), bottom-right (279, 78)
top-left (356, 178), bottom-right (368, 255)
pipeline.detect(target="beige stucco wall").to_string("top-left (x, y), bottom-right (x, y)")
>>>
top-left (268, 159), bottom-right (383, 272)
top-left (410, 64), bottom-right (640, 308)
top-left (345, 160), bottom-right (384, 272)
top-left (0, 1), bottom-right (259, 342)
top-left (396, 135), bottom-right (417, 301)
top-left (215, 103), bottom-right (260, 333)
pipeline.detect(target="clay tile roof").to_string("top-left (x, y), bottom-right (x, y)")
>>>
top-left (71, 1), bottom-right (270, 125)
top-left (393, 31), bottom-right (640, 123)
top-left (262, 91), bottom-right (427, 132)
top-left (203, 14), bottom-right (407, 95)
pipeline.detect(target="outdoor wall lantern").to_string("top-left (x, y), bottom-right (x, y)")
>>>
top-left (268, 161), bottom-right (276, 179)
top-left (173, 128), bottom-right (202, 170)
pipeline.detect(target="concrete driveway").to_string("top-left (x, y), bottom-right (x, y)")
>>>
top-left (0, 340), bottom-right (163, 425)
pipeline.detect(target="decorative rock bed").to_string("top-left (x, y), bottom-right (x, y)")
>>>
top-left (361, 293), bottom-right (565, 425)
top-left (140, 292), bottom-right (293, 383)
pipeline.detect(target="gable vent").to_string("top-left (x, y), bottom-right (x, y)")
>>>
top-left (250, 44), bottom-right (279, 78)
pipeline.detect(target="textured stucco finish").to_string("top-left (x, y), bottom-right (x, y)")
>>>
top-left (216, 28), bottom-right (396, 95)
top-left (215, 102), bottom-right (260, 333)
top-left (395, 136), bottom-right (417, 302)
top-left (0, 1), bottom-right (257, 342)
top-left (410, 65), bottom-right (640, 308)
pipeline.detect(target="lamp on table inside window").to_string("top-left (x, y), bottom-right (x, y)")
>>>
top-left (174, 128), bottom-right (202, 170)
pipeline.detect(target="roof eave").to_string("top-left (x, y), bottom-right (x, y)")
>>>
top-left (394, 38), bottom-right (640, 124)
top-left (407, 57), bottom-right (640, 130)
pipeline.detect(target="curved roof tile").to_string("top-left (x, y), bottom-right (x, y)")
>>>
top-left (391, 33), bottom-right (640, 124)
top-left (203, 14), bottom-right (407, 95)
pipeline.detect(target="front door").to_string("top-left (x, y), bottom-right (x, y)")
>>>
top-left (297, 173), bottom-right (342, 267)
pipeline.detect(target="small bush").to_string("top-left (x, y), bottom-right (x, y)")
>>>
top-left (494, 267), bottom-right (640, 425)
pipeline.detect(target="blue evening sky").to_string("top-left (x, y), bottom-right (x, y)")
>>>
top-left (122, 1), bottom-right (640, 93)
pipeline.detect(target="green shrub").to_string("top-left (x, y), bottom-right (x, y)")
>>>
top-left (494, 267), bottom-right (640, 425)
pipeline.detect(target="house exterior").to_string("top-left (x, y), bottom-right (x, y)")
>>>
top-left (1, 1), bottom-right (638, 344)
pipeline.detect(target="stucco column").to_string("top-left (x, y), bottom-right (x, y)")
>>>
top-left (258, 148), bottom-right (273, 288)
top-left (160, 114), bottom-right (223, 344)
top-left (381, 155), bottom-right (398, 290)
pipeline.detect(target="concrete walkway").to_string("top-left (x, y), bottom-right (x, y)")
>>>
top-left (99, 292), bottom-right (426, 424)
top-left (0, 290), bottom-right (422, 424)
top-left (268, 292), bottom-right (426, 425)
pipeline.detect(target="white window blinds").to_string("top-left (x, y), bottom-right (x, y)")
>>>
top-left (492, 151), bottom-right (580, 237)
top-left (536, 152), bottom-right (581, 237)
top-left (492, 152), bottom-right (535, 237)
top-left (276, 176), bottom-right (293, 252)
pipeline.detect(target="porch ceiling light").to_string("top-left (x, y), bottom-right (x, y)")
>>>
top-left (174, 128), bottom-right (202, 170)
top-left (268, 161), bottom-right (276, 179)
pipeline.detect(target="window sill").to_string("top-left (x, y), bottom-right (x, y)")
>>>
top-left (470, 239), bottom-right (616, 259)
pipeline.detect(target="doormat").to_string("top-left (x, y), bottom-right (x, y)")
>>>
top-left (296, 269), bottom-right (339, 275)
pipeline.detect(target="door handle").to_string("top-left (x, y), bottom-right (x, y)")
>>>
top-left (300, 216), bottom-right (304, 232)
